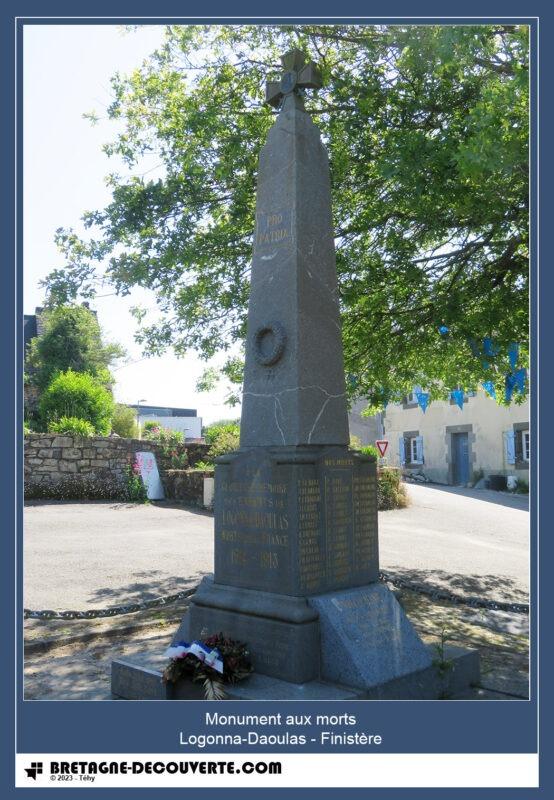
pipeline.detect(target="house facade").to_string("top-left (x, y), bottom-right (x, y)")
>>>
top-left (382, 388), bottom-right (530, 486)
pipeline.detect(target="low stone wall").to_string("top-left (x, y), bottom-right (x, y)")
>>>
top-left (24, 433), bottom-right (210, 500)
top-left (163, 469), bottom-right (215, 508)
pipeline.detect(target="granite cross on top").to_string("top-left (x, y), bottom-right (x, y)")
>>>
top-left (265, 48), bottom-right (322, 109)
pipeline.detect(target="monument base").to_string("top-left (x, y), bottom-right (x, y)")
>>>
top-left (111, 644), bottom-right (480, 701)
top-left (110, 580), bottom-right (480, 700)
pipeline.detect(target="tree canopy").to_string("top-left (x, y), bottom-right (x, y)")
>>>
top-left (26, 304), bottom-right (125, 391)
top-left (44, 24), bottom-right (529, 409)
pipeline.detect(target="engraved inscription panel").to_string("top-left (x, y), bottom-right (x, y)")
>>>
top-left (215, 448), bottom-right (378, 596)
top-left (297, 477), bottom-right (325, 593)
top-left (255, 209), bottom-right (293, 252)
top-left (296, 451), bottom-right (378, 594)
top-left (214, 453), bottom-right (293, 593)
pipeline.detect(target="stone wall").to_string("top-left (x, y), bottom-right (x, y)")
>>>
top-left (163, 469), bottom-right (215, 508)
top-left (24, 433), bottom-right (210, 500)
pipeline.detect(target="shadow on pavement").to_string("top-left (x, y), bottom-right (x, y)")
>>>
top-left (384, 566), bottom-right (528, 604)
top-left (86, 569), bottom-right (207, 606)
top-left (406, 482), bottom-right (529, 511)
top-left (145, 500), bottom-right (214, 516)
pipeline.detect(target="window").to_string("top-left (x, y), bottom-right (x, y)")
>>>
top-left (522, 430), bottom-right (530, 461)
top-left (399, 435), bottom-right (423, 465)
top-left (405, 385), bottom-right (422, 405)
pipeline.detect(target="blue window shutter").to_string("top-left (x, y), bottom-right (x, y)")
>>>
top-left (415, 435), bottom-right (424, 464)
top-left (399, 437), bottom-right (406, 466)
top-left (505, 431), bottom-right (516, 464)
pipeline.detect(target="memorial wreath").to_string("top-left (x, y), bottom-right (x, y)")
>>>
top-left (162, 634), bottom-right (253, 700)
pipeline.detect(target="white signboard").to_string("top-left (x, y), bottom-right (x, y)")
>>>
top-left (135, 451), bottom-right (165, 500)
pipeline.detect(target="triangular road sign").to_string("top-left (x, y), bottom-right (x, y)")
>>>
top-left (375, 440), bottom-right (389, 457)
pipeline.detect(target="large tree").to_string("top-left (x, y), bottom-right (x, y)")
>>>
top-left (26, 304), bottom-right (125, 391)
top-left (44, 24), bottom-right (529, 408)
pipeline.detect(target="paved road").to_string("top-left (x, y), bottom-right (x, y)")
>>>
top-left (24, 484), bottom-right (529, 611)
top-left (379, 484), bottom-right (529, 603)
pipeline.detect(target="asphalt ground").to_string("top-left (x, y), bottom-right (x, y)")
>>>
top-left (23, 483), bottom-right (529, 613)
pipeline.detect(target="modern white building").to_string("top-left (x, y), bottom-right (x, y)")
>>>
top-left (128, 405), bottom-right (203, 441)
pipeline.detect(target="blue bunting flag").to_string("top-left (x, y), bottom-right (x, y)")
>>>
top-left (482, 381), bottom-right (496, 400)
top-left (514, 368), bottom-right (526, 393)
top-left (508, 342), bottom-right (520, 371)
top-left (451, 389), bottom-right (465, 410)
top-left (416, 391), bottom-right (429, 413)
top-left (483, 337), bottom-right (500, 357)
top-left (505, 373), bottom-right (517, 403)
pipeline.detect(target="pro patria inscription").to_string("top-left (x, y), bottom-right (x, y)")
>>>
top-left (255, 209), bottom-right (293, 251)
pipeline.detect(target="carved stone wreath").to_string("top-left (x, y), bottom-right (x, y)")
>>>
top-left (253, 321), bottom-right (287, 366)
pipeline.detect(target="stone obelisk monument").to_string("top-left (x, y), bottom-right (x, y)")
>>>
top-left (182, 50), bottom-right (437, 691)
top-left (112, 51), bottom-right (479, 699)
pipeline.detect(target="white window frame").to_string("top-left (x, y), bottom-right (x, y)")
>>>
top-left (522, 430), bottom-right (530, 462)
top-left (408, 436), bottom-right (424, 465)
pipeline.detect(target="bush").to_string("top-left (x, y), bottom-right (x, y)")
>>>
top-left (191, 460), bottom-right (215, 472)
top-left (142, 421), bottom-right (162, 438)
top-left (378, 468), bottom-right (409, 510)
top-left (141, 424), bottom-right (188, 468)
top-left (24, 422), bottom-right (32, 435)
top-left (359, 444), bottom-right (379, 459)
top-left (124, 459), bottom-right (148, 502)
top-left (25, 476), bottom-right (126, 501)
top-left (39, 369), bottom-right (114, 435)
top-left (111, 404), bottom-right (139, 438)
top-left (48, 416), bottom-right (95, 438)
top-left (204, 420), bottom-right (240, 458)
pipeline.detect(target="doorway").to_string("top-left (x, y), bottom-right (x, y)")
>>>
top-left (452, 432), bottom-right (470, 485)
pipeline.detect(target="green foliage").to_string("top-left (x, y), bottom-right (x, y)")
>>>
top-left (433, 628), bottom-right (455, 679)
top-left (39, 369), bottom-right (115, 435)
top-left (204, 420), bottom-right (240, 443)
top-left (378, 467), bottom-right (409, 510)
top-left (125, 460), bottom-right (148, 502)
top-left (191, 460), bottom-right (215, 471)
top-left (23, 422), bottom-right (32, 435)
top-left (43, 25), bottom-right (528, 406)
top-left (204, 420), bottom-right (240, 458)
top-left (350, 438), bottom-right (380, 460)
top-left (26, 304), bottom-right (125, 391)
top-left (141, 420), bottom-right (161, 437)
top-left (515, 477), bottom-right (529, 494)
top-left (111, 403), bottom-right (139, 438)
top-left (141, 424), bottom-right (188, 467)
top-left (48, 416), bottom-right (96, 437)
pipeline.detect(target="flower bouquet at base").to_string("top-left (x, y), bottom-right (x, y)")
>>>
top-left (162, 634), bottom-right (253, 700)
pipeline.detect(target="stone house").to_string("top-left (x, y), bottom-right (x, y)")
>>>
top-left (348, 399), bottom-right (383, 446)
top-left (381, 387), bottom-right (530, 486)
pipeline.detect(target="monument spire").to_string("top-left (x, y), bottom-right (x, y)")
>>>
top-left (240, 50), bottom-right (348, 448)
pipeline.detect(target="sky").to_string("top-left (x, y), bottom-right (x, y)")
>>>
top-left (23, 24), bottom-right (240, 425)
